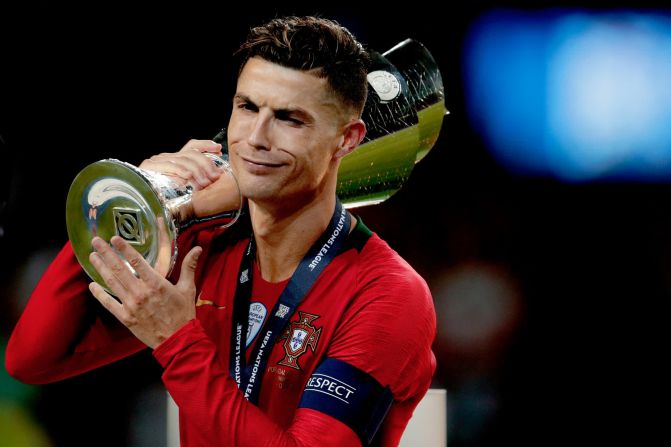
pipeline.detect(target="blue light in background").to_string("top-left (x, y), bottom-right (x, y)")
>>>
top-left (464, 10), bottom-right (671, 181)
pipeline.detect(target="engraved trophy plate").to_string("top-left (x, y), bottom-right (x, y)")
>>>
top-left (113, 207), bottom-right (145, 245)
top-left (66, 157), bottom-right (241, 293)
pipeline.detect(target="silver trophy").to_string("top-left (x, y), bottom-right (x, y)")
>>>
top-left (66, 155), bottom-right (242, 292)
top-left (337, 38), bottom-right (447, 207)
top-left (66, 39), bottom-right (447, 292)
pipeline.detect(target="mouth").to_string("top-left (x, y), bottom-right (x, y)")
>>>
top-left (238, 155), bottom-right (286, 174)
top-left (241, 157), bottom-right (284, 168)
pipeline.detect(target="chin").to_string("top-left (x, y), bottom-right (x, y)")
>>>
top-left (239, 183), bottom-right (281, 203)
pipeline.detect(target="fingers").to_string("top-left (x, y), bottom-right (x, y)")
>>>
top-left (180, 139), bottom-right (222, 154)
top-left (90, 237), bottom-right (137, 296)
top-left (176, 246), bottom-right (202, 291)
top-left (178, 139), bottom-right (224, 184)
top-left (108, 235), bottom-right (159, 283)
top-left (88, 282), bottom-right (130, 322)
top-left (140, 149), bottom-right (222, 189)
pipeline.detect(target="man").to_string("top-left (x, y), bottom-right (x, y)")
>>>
top-left (6, 16), bottom-right (436, 446)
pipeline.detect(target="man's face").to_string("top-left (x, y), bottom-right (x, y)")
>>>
top-left (227, 57), bottom-right (349, 205)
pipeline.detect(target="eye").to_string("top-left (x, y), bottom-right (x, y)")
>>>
top-left (276, 111), bottom-right (303, 125)
top-left (238, 102), bottom-right (258, 112)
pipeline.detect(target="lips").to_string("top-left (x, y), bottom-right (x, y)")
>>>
top-left (238, 155), bottom-right (287, 174)
top-left (241, 157), bottom-right (284, 168)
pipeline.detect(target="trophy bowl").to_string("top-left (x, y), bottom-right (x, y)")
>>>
top-left (66, 156), bottom-right (242, 293)
top-left (337, 38), bottom-right (447, 208)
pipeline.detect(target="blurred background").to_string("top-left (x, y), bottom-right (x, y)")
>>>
top-left (1, 1), bottom-right (667, 446)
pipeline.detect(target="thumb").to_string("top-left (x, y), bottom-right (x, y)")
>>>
top-left (177, 246), bottom-right (202, 288)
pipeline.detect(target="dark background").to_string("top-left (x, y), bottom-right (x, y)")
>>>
top-left (0, 1), bottom-right (665, 446)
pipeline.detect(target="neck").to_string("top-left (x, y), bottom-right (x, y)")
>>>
top-left (249, 193), bottom-right (337, 282)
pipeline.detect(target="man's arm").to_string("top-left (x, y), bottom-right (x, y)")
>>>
top-left (85, 232), bottom-right (364, 446)
top-left (321, 265), bottom-right (437, 446)
top-left (5, 139), bottom-right (224, 384)
top-left (5, 242), bottom-right (146, 384)
top-left (155, 319), bottom-right (362, 447)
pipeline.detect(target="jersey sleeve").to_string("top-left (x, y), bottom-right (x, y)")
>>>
top-left (154, 319), bottom-right (361, 447)
top-left (317, 256), bottom-right (437, 446)
top-left (328, 265), bottom-right (436, 396)
top-left (5, 242), bottom-right (146, 384)
top-left (4, 213), bottom-right (236, 385)
top-left (4, 217), bottom-right (218, 385)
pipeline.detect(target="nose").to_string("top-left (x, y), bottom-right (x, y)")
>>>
top-left (247, 112), bottom-right (271, 151)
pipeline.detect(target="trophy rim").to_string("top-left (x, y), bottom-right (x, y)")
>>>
top-left (65, 159), bottom-right (177, 294)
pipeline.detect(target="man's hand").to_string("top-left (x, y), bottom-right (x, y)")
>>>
top-left (139, 139), bottom-right (223, 190)
top-left (139, 139), bottom-right (242, 219)
top-left (88, 235), bottom-right (202, 349)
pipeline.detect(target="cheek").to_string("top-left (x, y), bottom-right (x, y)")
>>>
top-left (227, 114), bottom-right (245, 141)
top-left (298, 149), bottom-right (332, 184)
top-left (228, 152), bottom-right (241, 175)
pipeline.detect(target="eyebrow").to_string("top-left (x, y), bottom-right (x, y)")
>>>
top-left (234, 94), bottom-right (315, 123)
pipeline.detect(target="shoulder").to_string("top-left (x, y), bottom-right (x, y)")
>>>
top-left (348, 219), bottom-right (433, 317)
top-left (353, 231), bottom-right (435, 336)
top-left (329, 219), bottom-right (436, 398)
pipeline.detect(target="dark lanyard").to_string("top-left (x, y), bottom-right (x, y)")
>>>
top-left (228, 198), bottom-right (350, 404)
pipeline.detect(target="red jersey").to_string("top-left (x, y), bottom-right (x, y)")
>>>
top-left (6, 217), bottom-right (436, 447)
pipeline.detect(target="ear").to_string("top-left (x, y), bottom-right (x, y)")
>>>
top-left (334, 119), bottom-right (366, 160)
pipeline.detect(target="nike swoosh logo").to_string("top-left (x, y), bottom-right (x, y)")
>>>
top-left (196, 292), bottom-right (226, 309)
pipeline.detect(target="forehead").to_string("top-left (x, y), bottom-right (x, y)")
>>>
top-left (236, 57), bottom-right (342, 117)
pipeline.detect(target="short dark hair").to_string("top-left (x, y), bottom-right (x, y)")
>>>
top-left (235, 16), bottom-right (370, 116)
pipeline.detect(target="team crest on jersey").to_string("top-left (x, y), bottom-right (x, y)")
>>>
top-left (278, 312), bottom-right (322, 370)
